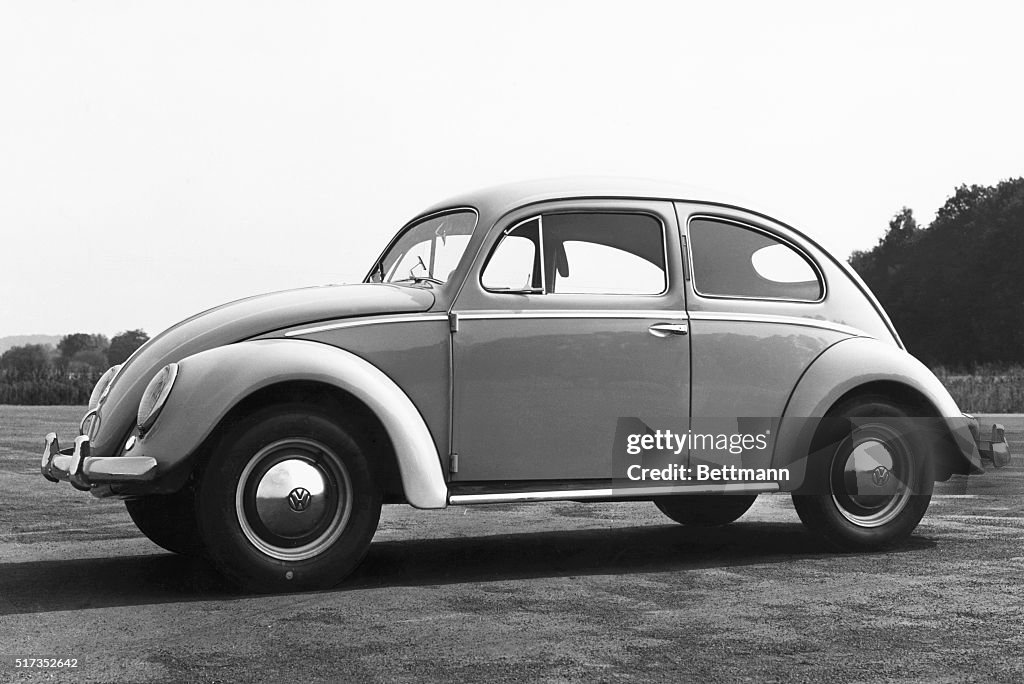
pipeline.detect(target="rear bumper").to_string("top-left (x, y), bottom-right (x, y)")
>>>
top-left (41, 432), bottom-right (158, 491)
top-left (965, 415), bottom-right (1012, 468)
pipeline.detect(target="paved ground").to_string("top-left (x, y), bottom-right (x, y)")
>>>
top-left (1, 407), bottom-right (1022, 683)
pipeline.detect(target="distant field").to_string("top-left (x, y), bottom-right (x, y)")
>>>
top-left (0, 405), bottom-right (83, 463)
top-left (934, 366), bottom-right (1024, 413)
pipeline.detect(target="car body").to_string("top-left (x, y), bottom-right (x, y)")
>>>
top-left (39, 178), bottom-right (1000, 591)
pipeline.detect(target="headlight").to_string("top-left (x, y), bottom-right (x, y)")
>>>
top-left (88, 364), bottom-right (122, 410)
top-left (137, 363), bottom-right (179, 432)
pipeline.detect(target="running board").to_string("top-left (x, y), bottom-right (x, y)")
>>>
top-left (448, 482), bottom-right (779, 505)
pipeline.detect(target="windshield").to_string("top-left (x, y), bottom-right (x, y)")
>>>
top-left (369, 210), bottom-right (477, 285)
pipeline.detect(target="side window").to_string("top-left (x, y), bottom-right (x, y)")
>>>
top-left (688, 217), bottom-right (823, 301)
top-left (545, 213), bottom-right (665, 295)
top-left (481, 213), bottom-right (667, 295)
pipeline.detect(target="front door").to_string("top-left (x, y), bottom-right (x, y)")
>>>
top-left (450, 203), bottom-right (690, 483)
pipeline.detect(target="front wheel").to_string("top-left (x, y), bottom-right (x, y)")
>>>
top-left (196, 406), bottom-right (382, 592)
top-left (792, 397), bottom-right (934, 550)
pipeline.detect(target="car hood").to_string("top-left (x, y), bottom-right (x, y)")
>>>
top-left (93, 283), bottom-right (435, 455)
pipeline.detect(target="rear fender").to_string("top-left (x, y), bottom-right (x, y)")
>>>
top-left (773, 337), bottom-right (982, 490)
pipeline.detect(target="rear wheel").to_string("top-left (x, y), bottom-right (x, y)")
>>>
top-left (792, 397), bottom-right (934, 550)
top-left (654, 494), bottom-right (758, 526)
top-left (196, 405), bottom-right (382, 592)
top-left (125, 488), bottom-right (203, 556)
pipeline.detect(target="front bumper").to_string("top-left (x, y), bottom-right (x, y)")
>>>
top-left (41, 432), bottom-right (158, 491)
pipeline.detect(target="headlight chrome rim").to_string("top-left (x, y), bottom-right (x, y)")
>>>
top-left (137, 363), bottom-right (179, 433)
top-left (80, 408), bottom-right (100, 439)
top-left (87, 364), bottom-right (122, 410)
top-left (97, 363), bottom-right (122, 404)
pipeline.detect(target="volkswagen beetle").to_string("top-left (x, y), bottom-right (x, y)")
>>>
top-left (39, 178), bottom-right (998, 592)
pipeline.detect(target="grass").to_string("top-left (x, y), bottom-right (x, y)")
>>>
top-left (0, 404), bottom-right (83, 464)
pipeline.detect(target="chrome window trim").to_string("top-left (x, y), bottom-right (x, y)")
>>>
top-left (687, 311), bottom-right (865, 337)
top-left (284, 313), bottom-right (450, 337)
top-left (480, 210), bottom-right (670, 298)
top-left (539, 215), bottom-right (547, 293)
top-left (448, 482), bottom-right (779, 505)
top-left (457, 310), bottom-right (688, 321)
top-left (684, 214), bottom-right (827, 304)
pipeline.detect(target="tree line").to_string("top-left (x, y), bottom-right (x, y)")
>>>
top-left (850, 177), bottom-right (1024, 368)
top-left (0, 330), bottom-right (149, 404)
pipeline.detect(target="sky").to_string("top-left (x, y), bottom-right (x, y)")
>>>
top-left (1, 1), bottom-right (1022, 340)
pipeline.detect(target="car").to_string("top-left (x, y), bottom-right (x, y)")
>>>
top-left (39, 178), bottom-right (1003, 592)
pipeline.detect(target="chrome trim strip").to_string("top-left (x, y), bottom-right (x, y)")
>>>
top-left (284, 313), bottom-right (450, 337)
top-left (449, 482), bottom-right (778, 505)
top-left (457, 310), bottom-right (688, 321)
top-left (684, 213), bottom-right (828, 304)
top-left (687, 311), bottom-right (864, 337)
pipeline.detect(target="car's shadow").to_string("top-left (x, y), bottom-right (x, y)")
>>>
top-left (0, 522), bottom-right (936, 615)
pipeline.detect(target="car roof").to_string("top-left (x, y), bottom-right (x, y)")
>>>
top-left (418, 177), bottom-right (769, 221)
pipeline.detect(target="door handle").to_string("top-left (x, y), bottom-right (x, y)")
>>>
top-left (648, 322), bottom-right (689, 337)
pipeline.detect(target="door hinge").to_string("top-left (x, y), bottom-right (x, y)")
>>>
top-left (450, 452), bottom-right (459, 473)
top-left (449, 312), bottom-right (459, 333)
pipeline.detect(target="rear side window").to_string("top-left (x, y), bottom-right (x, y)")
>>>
top-left (688, 217), bottom-right (823, 301)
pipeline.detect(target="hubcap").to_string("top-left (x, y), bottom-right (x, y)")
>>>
top-left (236, 438), bottom-right (353, 561)
top-left (830, 424), bottom-right (914, 528)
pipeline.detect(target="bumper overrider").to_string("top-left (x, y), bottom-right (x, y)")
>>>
top-left (41, 432), bottom-right (157, 491)
top-left (966, 415), bottom-right (1012, 468)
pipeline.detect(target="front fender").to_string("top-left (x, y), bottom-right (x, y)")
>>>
top-left (772, 336), bottom-right (983, 488)
top-left (136, 338), bottom-right (448, 508)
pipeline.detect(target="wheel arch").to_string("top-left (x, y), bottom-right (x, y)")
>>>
top-left (773, 337), bottom-right (983, 489)
top-left (135, 339), bottom-right (448, 508)
top-left (197, 380), bottom-right (406, 503)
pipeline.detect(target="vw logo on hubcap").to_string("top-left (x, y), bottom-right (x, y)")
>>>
top-left (287, 487), bottom-right (312, 512)
top-left (871, 465), bottom-right (891, 487)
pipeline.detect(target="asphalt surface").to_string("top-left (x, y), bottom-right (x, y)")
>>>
top-left (1, 407), bottom-right (1022, 683)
